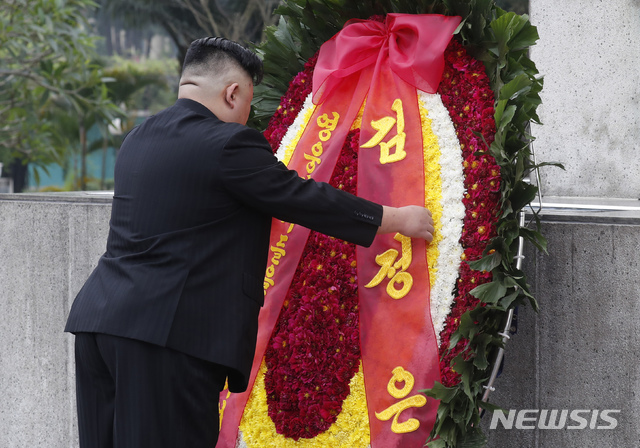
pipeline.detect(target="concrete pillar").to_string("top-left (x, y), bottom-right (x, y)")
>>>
top-left (529, 0), bottom-right (640, 198)
top-left (484, 205), bottom-right (640, 446)
top-left (0, 193), bottom-right (111, 448)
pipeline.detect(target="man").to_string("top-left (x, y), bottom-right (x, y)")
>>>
top-left (65, 37), bottom-right (434, 447)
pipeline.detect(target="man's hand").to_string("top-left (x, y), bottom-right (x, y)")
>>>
top-left (377, 205), bottom-right (434, 242)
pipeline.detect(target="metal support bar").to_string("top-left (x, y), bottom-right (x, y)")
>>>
top-left (481, 210), bottom-right (526, 404)
top-left (538, 202), bottom-right (640, 211)
top-left (479, 122), bottom-right (539, 411)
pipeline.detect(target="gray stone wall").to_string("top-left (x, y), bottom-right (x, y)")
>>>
top-left (2, 194), bottom-right (640, 447)
top-left (484, 208), bottom-right (640, 447)
top-left (0, 193), bottom-right (110, 448)
top-left (529, 0), bottom-right (640, 198)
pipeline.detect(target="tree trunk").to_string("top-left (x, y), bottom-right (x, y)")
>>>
top-left (101, 136), bottom-right (108, 190)
top-left (10, 160), bottom-right (28, 193)
top-left (112, 19), bottom-right (123, 56)
top-left (80, 122), bottom-right (87, 190)
top-left (97, 8), bottom-right (114, 56)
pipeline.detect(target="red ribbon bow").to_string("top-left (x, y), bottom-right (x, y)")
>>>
top-left (313, 14), bottom-right (462, 104)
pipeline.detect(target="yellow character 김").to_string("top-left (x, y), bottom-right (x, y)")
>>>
top-left (361, 98), bottom-right (407, 164)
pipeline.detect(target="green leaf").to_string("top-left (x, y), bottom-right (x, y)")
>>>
top-left (273, 16), bottom-right (297, 53)
top-left (520, 227), bottom-right (548, 253)
top-left (452, 355), bottom-right (475, 399)
top-left (496, 104), bottom-right (516, 134)
top-left (421, 381), bottom-right (459, 403)
top-left (33, 167), bottom-right (41, 186)
top-left (467, 250), bottom-right (502, 272)
top-left (491, 11), bottom-right (526, 51)
top-left (499, 73), bottom-right (532, 101)
top-left (508, 182), bottom-right (539, 213)
top-left (493, 99), bottom-right (507, 126)
top-left (480, 400), bottom-right (504, 413)
top-left (510, 20), bottom-right (540, 50)
top-left (455, 309), bottom-right (479, 340)
top-left (457, 428), bottom-right (488, 448)
top-left (528, 295), bottom-right (540, 312)
top-left (497, 290), bottom-right (520, 310)
top-left (470, 280), bottom-right (507, 304)
top-left (426, 439), bottom-right (448, 448)
top-left (472, 333), bottom-right (493, 369)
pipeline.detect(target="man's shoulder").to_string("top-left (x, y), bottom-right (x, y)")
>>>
top-left (221, 125), bottom-right (272, 154)
top-left (130, 99), bottom-right (270, 152)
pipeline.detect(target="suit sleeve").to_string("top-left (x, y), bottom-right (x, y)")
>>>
top-left (219, 127), bottom-right (383, 247)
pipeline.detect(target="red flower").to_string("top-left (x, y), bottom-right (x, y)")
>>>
top-left (262, 130), bottom-right (361, 438)
top-left (436, 38), bottom-right (500, 386)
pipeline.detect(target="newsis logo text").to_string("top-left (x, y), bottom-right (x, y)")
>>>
top-left (489, 409), bottom-right (620, 430)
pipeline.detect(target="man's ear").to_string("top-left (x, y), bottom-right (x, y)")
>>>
top-left (224, 83), bottom-right (240, 109)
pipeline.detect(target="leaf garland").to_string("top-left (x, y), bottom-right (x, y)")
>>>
top-left (249, 1), bottom-right (546, 446)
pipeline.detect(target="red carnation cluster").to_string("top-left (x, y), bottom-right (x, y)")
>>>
top-left (436, 39), bottom-right (501, 387)
top-left (263, 53), bottom-right (318, 152)
top-left (263, 131), bottom-right (362, 439)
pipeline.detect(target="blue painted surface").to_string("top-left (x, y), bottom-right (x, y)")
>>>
top-left (28, 117), bottom-right (147, 190)
top-left (29, 147), bottom-right (118, 189)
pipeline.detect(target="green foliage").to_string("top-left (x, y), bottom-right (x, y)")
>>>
top-left (103, 56), bottom-right (178, 113)
top-left (249, 1), bottom-right (550, 447)
top-left (0, 0), bottom-right (122, 181)
top-left (426, 6), bottom-right (552, 448)
top-left (49, 56), bottom-right (174, 190)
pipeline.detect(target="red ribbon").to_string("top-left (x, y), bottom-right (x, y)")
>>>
top-left (218, 14), bottom-right (460, 448)
top-left (313, 14), bottom-right (461, 104)
top-left (315, 15), bottom-right (461, 447)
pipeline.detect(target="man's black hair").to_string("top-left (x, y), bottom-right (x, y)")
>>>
top-left (182, 37), bottom-right (263, 85)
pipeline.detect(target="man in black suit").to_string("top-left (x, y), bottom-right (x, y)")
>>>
top-left (65, 37), bottom-right (434, 447)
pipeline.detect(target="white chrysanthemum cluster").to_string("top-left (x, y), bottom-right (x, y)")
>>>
top-left (418, 91), bottom-right (465, 343)
top-left (275, 95), bottom-right (316, 164)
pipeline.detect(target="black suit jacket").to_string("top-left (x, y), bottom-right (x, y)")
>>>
top-left (65, 98), bottom-right (382, 391)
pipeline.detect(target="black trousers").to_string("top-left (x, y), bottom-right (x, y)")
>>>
top-left (74, 333), bottom-right (227, 448)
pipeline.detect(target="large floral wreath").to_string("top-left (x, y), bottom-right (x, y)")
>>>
top-left (221, 2), bottom-right (544, 448)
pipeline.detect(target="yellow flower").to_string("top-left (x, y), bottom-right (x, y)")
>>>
top-left (418, 96), bottom-right (443, 291)
top-left (239, 361), bottom-right (371, 448)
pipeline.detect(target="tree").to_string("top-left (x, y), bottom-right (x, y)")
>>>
top-left (95, 58), bottom-right (176, 189)
top-left (0, 0), bottom-right (121, 190)
top-left (100, 0), bottom-right (281, 63)
top-left (40, 57), bottom-right (174, 190)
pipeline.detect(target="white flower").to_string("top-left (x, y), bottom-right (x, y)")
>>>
top-left (276, 95), bottom-right (316, 164)
top-left (418, 91), bottom-right (465, 343)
